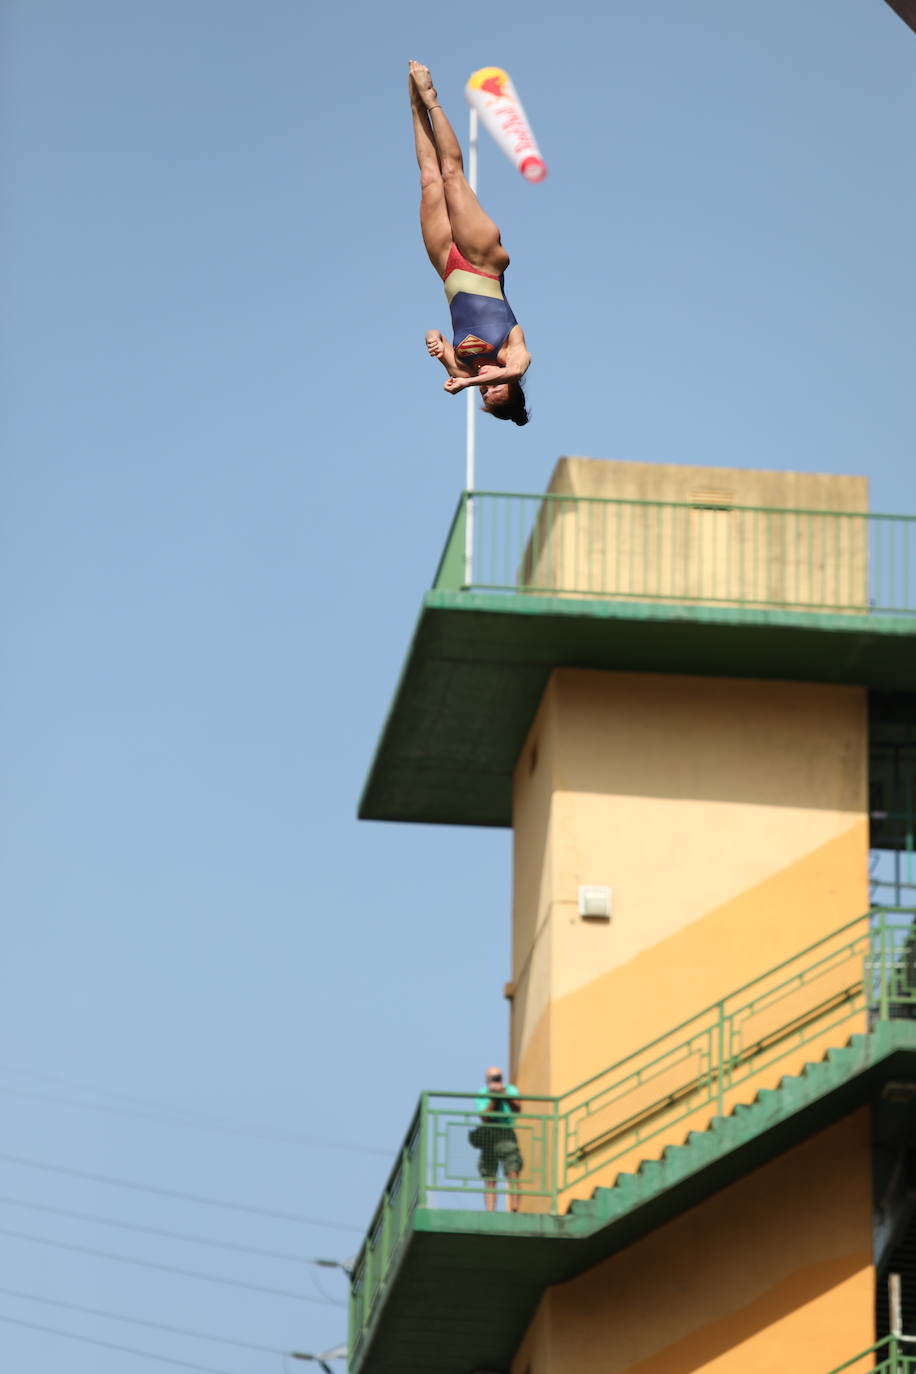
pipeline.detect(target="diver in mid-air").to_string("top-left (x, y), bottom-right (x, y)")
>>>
top-left (408, 60), bottom-right (531, 427)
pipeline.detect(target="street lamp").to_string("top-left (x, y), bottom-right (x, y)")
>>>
top-left (289, 1343), bottom-right (347, 1371)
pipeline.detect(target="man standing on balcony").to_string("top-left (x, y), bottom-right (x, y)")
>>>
top-left (475, 1066), bottom-right (523, 1212)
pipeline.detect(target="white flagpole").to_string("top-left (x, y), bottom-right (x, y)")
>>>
top-left (463, 106), bottom-right (479, 588)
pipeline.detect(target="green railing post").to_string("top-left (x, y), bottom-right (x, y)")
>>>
top-left (398, 1144), bottom-right (409, 1235)
top-left (716, 1001), bottom-right (726, 1117)
top-left (464, 490), bottom-right (475, 589)
top-left (380, 1188), bottom-right (391, 1273)
top-left (348, 1273), bottom-right (358, 1363)
top-left (880, 911), bottom-right (890, 1022)
top-left (365, 1234), bottom-right (376, 1317)
top-left (551, 1098), bottom-right (560, 1213)
top-left (432, 494), bottom-right (469, 592)
top-left (417, 1094), bottom-right (429, 1209)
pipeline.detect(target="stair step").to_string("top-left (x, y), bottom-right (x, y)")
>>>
top-left (683, 1129), bottom-right (720, 1164)
top-left (612, 1171), bottom-right (638, 1195)
top-left (570, 1184), bottom-right (622, 1223)
top-left (567, 1198), bottom-right (593, 1215)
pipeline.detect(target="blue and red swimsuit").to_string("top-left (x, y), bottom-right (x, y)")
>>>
top-left (443, 243), bottom-right (518, 364)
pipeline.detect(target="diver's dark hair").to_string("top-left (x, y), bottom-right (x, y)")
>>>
top-left (482, 379), bottom-right (529, 427)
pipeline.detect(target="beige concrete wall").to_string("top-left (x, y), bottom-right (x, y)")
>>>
top-left (520, 459), bottom-right (869, 610)
top-left (548, 457), bottom-right (869, 511)
top-left (510, 1111), bottom-right (874, 1374)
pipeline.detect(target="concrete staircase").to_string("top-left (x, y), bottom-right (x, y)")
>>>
top-left (563, 1023), bottom-right (915, 1236)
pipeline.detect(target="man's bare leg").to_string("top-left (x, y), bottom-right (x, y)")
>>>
top-left (484, 1179), bottom-right (497, 1212)
top-left (507, 1171), bottom-right (520, 1213)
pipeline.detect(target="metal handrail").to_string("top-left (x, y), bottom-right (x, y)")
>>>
top-left (432, 490), bottom-right (916, 617)
top-left (470, 491), bottom-right (916, 521)
top-left (568, 982), bottom-right (861, 1166)
top-left (825, 1333), bottom-right (916, 1373)
top-left (556, 911), bottom-right (872, 1110)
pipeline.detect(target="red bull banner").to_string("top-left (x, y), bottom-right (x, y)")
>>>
top-left (465, 67), bottom-right (547, 183)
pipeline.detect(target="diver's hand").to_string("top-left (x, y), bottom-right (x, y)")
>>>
top-left (444, 376), bottom-right (469, 393)
top-left (426, 331), bottom-right (446, 359)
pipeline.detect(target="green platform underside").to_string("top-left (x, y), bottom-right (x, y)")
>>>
top-left (352, 1022), bottom-right (916, 1374)
top-left (359, 591), bottom-right (916, 828)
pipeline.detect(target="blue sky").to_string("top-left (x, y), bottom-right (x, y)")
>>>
top-left (1, 1), bottom-right (914, 1370)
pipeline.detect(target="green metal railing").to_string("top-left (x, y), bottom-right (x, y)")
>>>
top-left (350, 908), bottom-right (916, 1363)
top-left (559, 913), bottom-right (874, 1188)
top-left (826, 1335), bottom-right (916, 1372)
top-left (433, 491), bottom-right (916, 616)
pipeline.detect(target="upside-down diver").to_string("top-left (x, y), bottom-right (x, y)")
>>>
top-left (409, 60), bottom-right (531, 426)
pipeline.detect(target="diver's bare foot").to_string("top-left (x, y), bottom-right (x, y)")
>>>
top-left (409, 60), bottom-right (439, 110)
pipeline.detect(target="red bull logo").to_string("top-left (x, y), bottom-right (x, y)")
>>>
top-left (465, 67), bottom-right (547, 183)
top-left (467, 67), bottom-right (509, 96)
top-left (479, 74), bottom-right (507, 99)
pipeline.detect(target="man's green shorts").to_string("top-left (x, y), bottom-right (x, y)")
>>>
top-left (477, 1128), bottom-right (523, 1179)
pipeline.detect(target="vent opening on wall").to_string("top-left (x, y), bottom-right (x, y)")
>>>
top-left (689, 487), bottom-right (735, 510)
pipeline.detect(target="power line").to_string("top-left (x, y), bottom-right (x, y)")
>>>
top-left (0, 1192), bottom-right (351, 1269)
top-left (0, 1224), bottom-right (345, 1305)
top-left (0, 1077), bottom-right (390, 1157)
top-left (0, 1284), bottom-right (288, 1357)
top-left (0, 1310), bottom-right (239, 1374)
top-left (0, 1148), bottom-right (364, 1232)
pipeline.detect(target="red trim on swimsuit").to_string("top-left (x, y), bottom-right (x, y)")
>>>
top-left (444, 243), bottom-right (500, 281)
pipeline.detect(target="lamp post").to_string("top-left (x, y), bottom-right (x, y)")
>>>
top-left (289, 1342), bottom-right (347, 1370)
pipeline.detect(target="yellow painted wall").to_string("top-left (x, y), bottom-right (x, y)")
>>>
top-left (508, 669), bottom-right (868, 1203)
top-left (511, 670), bottom-right (868, 1095)
top-left (511, 1111), bottom-right (874, 1374)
